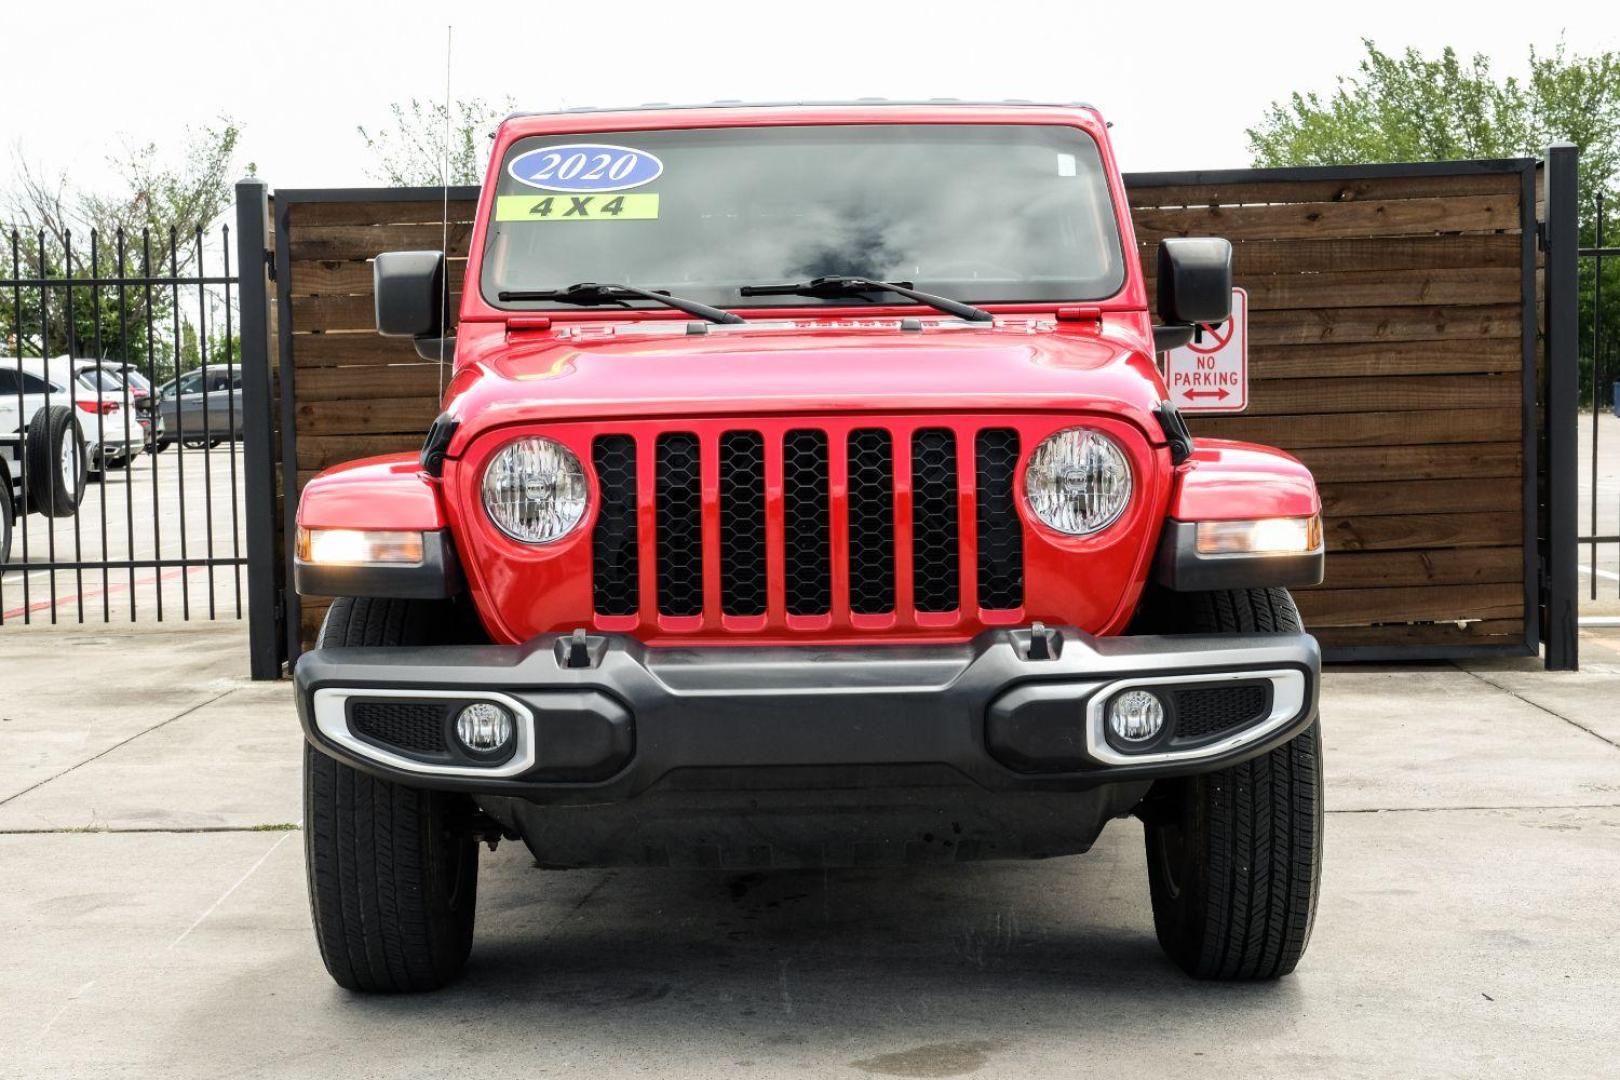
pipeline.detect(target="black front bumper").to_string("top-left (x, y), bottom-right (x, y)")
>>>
top-left (295, 627), bottom-right (1320, 804)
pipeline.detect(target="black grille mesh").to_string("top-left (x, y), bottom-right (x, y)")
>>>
top-left (847, 429), bottom-right (895, 614)
top-left (1172, 684), bottom-right (1269, 740)
top-left (720, 431), bottom-right (767, 616)
top-left (911, 428), bottom-right (960, 613)
top-left (591, 435), bottom-right (639, 616)
top-left (349, 701), bottom-right (448, 755)
top-left (783, 429), bottom-right (831, 615)
top-left (591, 425), bottom-right (1027, 622)
top-left (656, 433), bottom-right (704, 617)
top-left (975, 429), bottom-right (1024, 609)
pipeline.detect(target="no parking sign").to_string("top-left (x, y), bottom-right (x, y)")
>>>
top-left (1163, 287), bottom-right (1247, 414)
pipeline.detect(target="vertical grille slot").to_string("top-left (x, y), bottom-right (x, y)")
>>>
top-left (719, 431), bottom-right (767, 616)
top-left (656, 433), bottom-right (704, 617)
top-left (911, 428), bottom-right (960, 613)
top-left (975, 428), bottom-right (1024, 610)
top-left (591, 435), bottom-right (640, 616)
top-left (847, 428), bottom-right (895, 614)
top-left (782, 429), bottom-right (831, 615)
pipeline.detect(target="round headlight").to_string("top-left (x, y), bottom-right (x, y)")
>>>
top-left (482, 436), bottom-right (587, 543)
top-left (1024, 427), bottom-right (1132, 535)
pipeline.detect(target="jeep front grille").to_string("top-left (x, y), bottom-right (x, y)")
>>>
top-left (590, 420), bottom-right (1025, 630)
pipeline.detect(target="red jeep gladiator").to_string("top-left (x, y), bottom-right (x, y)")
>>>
top-left (293, 101), bottom-right (1325, 992)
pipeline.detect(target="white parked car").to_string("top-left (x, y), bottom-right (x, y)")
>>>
top-left (0, 355), bottom-right (148, 563)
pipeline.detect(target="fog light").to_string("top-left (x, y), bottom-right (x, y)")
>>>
top-left (455, 702), bottom-right (514, 753)
top-left (1108, 689), bottom-right (1165, 743)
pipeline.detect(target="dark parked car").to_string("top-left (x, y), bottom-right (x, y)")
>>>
top-left (153, 367), bottom-right (243, 451)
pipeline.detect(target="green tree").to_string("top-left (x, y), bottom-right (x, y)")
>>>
top-left (1, 119), bottom-right (244, 379)
top-left (358, 96), bottom-right (514, 186)
top-left (1249, 40), bottom-right (1620, 406)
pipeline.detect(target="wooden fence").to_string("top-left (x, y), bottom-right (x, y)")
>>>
top-left (265, 159), bottom-right (1543, 659)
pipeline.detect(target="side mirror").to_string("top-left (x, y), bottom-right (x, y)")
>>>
top-left (375, 249), bottom-right (448, 336)
top-left (1157, 237), bottom-right (1232, 324)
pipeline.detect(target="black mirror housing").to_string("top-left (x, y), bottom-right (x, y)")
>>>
top-left (1156, 238), bottom-right (1233, 326)
top-left (374, 251), bottom-right (447, 339)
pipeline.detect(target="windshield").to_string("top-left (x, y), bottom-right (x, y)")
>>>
top-left (77, 367), bottom-right (124, 391)
top-left (482, 123), bottom-right (1126, 312)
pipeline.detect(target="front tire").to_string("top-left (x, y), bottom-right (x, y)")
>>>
top-left (304, 596), bottom-right (479, 993)
top-left (1138, 587), bottom-right (1324, 980)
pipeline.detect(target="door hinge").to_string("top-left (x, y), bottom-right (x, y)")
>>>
top-left (264, 248), bottom-right (277, 281)
top-left (1536, 221), bottom-right (1549, 253)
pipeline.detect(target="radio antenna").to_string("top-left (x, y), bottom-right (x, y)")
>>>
top-left (437, 24), bottom-right (453, 395)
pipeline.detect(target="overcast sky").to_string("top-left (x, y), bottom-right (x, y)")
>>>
top-left (3, 0), bottom-right (1615, 196)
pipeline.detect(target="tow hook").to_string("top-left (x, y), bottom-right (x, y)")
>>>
top-left (1018, 622), bottom-right (1063, 661)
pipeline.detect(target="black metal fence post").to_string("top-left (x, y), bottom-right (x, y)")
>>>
top-left (1544, 143), bottom-right (1580, 670)
top-left (235, 179), bottom-right (284, 679)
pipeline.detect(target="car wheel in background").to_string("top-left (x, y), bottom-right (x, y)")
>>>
top-left (0, 486), bottom-right (13, 566)
top-left (304, 596), bottom-right (481, 992)
top-left (25, 405), bottom-right (87, 518)
top-left (1134, 586), bottom-right (1324, 980)
top-left (151, 437), bottom-right (172, 453)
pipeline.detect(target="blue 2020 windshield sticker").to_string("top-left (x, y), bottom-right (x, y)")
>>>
top-left (508, 144), bottom-right (664, 193)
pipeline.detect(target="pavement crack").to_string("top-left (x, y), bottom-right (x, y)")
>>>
top-left (0, 687), bottom-right (239, 808)
top-left (1453, 665), bottom-right (1620, 752)
top-left (1328, 803), bottom-right (1620, 814)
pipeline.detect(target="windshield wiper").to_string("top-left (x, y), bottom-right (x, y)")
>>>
top-left (738, 275), bottom-right (993, 323)
top-left (498, 282), bottom-right (746, 325)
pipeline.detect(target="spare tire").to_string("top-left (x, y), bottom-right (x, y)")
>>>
top-left (25, 405), bottom-right (86, 518)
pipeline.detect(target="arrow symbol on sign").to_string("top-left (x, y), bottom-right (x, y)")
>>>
top-left (1183, 388), bottom-right (1231, 401)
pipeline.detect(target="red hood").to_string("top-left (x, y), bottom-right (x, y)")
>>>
top-left (441, 318), bottom-right (1169, 457)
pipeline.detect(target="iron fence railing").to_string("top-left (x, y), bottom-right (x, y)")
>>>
top-left (1580, 190), bottom-right (1620, 606)
top-left (1, 224), bottom-right (246, 625)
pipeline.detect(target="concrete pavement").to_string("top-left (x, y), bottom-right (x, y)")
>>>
top-left (3, 623), bottom-right (1619, 1078)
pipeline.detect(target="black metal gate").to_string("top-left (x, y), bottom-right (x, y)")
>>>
top-left (1577, 186), bottom-right (1620, 616)
top-left (1, 220), bottom-right (248, 628)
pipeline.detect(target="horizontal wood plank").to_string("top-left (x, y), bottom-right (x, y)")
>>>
top-left (286, 223), bottom-right (473, 262)
top-left (1294, 581), bottom-right (1524, 626)
top-left (288, 258), bottom-right (467, 296)
top-left (1136, 234), bottom-right (1521, 275)
top-left (1243, 373), bottom-right (1519, 416)
top-left (297, 434), bottom-right (426, 470)
top-left (1126, 171), bottom-right (1521, 208)
top-left (1134, 194), bottom-right (1518, 243)
top-left (1291, 442), bottom-right (1521, 482)
top-left (292, 332), bottom-right (422, 368)
top-left (295, 396), bottom-right (441, 437)
top-left (1312, 619), bottom-right (1524, 648)
top-left (291, 291), bottom-right (462, 332)
top-left (1324, 511), bottom-right (1521, 552)
top-left (286, 200), bottom-right (477, 228)
top-left (1143, 267), bottom-right (1521, 311)
top-left (1248, 304), bottom-right (1520, 346)
top-left (1194, 408), bottom-right (1519, 448)
top-left (294, 363), bottom-right (445, 404)
top-left (1320, 478), bottom-right (1520, 517)
top-left (1247, 339), bottom-right (1520, 379)
top-left (1315, 547), bottom-right (1522, 589)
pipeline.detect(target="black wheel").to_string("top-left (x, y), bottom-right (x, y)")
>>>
top-left (304, 596), bottom-right (480, 993)
top-left (152, 438), bottom-right (172, 453)
top-left (1137, 587), bottom-right (1323, 980)
top-left (25, 405), bottom-right (86, 517)
top-left (0, 485), bottom-right (13, 567)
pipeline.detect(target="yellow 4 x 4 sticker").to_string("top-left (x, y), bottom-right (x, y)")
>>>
top-left (495, 193), bottom-right (659, 222)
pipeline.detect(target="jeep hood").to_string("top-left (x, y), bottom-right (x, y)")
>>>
top-left (442, 320), bottom-right (1168, 455)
